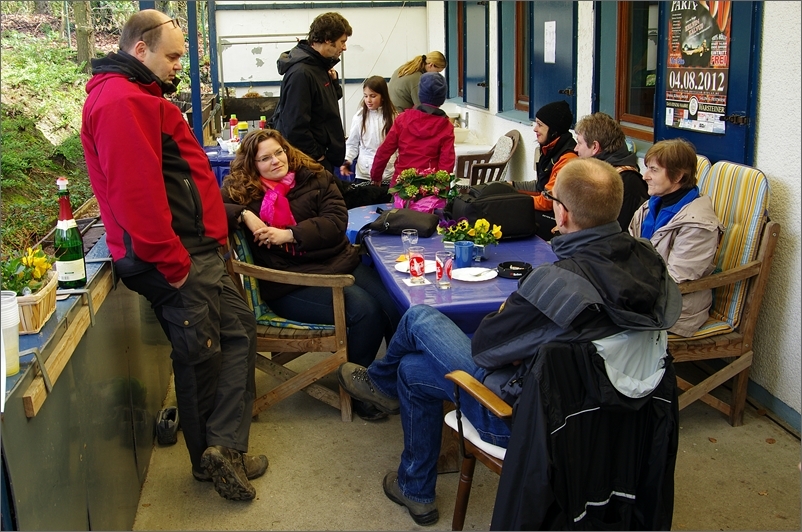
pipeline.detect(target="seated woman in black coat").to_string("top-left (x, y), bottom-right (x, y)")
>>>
top-left (221, 128), bottom-right (400, 420)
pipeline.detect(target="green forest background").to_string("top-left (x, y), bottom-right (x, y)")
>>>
top-left (1, 1), bottom-right (210, 254)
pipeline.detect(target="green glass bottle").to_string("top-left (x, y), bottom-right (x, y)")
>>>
top-left (54, 177), bottom-right (87, 289)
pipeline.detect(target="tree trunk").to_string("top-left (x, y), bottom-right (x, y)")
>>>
top-left (34, 1), bottom-right (50, 15)
top-left (74, 1), bottom-right (95, 75)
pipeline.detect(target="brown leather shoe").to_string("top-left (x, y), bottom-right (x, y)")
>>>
top-left (193, 453), bottom-right (268, 482)
top-left (199, 445), bottom-right (256, 501)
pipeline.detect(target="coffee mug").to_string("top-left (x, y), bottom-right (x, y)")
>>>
top-left (453, 241), bottom-right (474, 269)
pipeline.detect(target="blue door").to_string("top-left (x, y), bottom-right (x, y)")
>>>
top-left (653, 2), bottom-right (762, 164)
top-left (464, 1), bottom-right (489, 108)
top-left (530, 2), bottom-right (577, 120)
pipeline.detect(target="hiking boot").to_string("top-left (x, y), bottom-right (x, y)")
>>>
top-left (193, 453), bottom-right (268, 482)
top-left (382, 471), bottom-right (439, 526)
top-left (353, 399), bottom-right (389, 422)
top-left (199, 445), bottom-right (256, 501)
top-left (337, 363), bottom-right (400, 414)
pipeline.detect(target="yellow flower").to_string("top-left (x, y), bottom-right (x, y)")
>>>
top-left (474, 219), bottom-right (490, 232)
top-left (456, 219), bottom-right (470, 231)
top-left (492, 225), bottom-right (503, 239)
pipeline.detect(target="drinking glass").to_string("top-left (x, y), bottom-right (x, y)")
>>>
top-left (435, 251), bottom-right (453, 289)
top-left (407, 246), bottom-right (426, 285)
top-left (401, 228), bottom-right (418, 258)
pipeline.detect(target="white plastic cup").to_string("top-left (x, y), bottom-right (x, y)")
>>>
top-left (1, 291), bottom-right (20, 376)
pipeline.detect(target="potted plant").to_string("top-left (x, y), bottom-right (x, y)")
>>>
top-left (1, 246), bottom-right (58, 334)
top-left (468, 218), bottom-right (503, 261)
top-left (388, 167), bottom-right (459, 213)
top-left (437, 217), bottom-right (473, 250)
top-left (437, 218), bottom-right (502, 259)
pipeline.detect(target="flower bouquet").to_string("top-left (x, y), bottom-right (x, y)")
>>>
top-left (388, 167), bottom-right (459, 214)
top-left (1, 246), bottom-right (58, 334)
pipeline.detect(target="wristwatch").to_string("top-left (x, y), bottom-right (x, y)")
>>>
top-left (238, 209), bottom-right (247, 224)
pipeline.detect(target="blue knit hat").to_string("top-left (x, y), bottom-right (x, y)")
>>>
top-left (418, 72), bottom-right (447, 107)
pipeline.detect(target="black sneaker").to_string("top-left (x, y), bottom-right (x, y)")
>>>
top-left (193, 453), bottom-right (268, 482)
top-left (353, 399), bottom-right (389, 422)
top-left (199, 445), bottom-right (256, 501)
top-left (383, 471), bottom-right (439, 526)
top-left (337, 363), bottom-right (400, 414)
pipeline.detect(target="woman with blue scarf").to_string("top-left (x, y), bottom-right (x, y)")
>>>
top-left (629, 139), bottom-right (723, 336)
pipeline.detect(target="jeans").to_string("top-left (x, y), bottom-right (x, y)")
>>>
top-left (368, 305), bottom-right (511, 504)
top-left (121, 250), bottom-right (257, 470)
top-left (269, 263), bottom-right (401, 367)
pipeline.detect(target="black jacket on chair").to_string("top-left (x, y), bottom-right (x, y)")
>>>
top-left (490, 342), bottom-right (679, 531)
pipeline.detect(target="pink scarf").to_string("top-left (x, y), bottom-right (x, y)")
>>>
top-left (259, 172), bottom-right (297, 228)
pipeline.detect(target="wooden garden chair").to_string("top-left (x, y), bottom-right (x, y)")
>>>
top-left (226, 229), bottom-right (353, 421)
top-left (668, 159), bottom-right (780, 426)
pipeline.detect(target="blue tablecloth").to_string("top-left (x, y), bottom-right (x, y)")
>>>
top-left (346, 203), bottom-right (394, 243)
top-left (364, 232), bottom-right (557, 334)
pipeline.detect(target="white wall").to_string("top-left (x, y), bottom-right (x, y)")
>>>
top-left (214, 3), bottom-right (429, 133)
top-left (750, 1), bottom-right (802, 414)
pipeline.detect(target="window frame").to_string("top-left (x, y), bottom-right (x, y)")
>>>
top-left (514, 2), bottom-right (530, 112)
top-left (615, 1), bottom-right (657, 142)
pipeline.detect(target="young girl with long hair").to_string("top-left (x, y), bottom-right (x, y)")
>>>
top-left (341, 76), bottom-right (398, 183)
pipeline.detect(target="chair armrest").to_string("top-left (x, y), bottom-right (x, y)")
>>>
top-left (232, 260), bottom-right (355, 288)
top-left (677, 260), bottom-right (761, 295)
top-left (445, 370), bottom-right (513, 419)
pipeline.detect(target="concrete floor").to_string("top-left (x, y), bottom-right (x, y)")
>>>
top-left (134, 354), bottom-right (801, 531)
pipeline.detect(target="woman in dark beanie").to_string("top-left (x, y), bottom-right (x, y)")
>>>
top-left (513, 100), bottom-right (578, 240)
top-left (370, 72), bottom-right (455, 186)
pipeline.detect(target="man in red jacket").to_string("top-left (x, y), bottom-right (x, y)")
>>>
top-left (80, 9), bottom-right (264, 501)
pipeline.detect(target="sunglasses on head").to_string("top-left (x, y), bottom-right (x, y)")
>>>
top-left (140, 18), bottom-right (180, 39)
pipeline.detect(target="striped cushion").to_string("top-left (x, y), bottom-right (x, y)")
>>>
top-left (699, 161), bottom-right (770, 329)
top-left (696, 155), bottom-right (712, 188)
top-left (232, 230), bottom-right (334, 331)
top-left (668, 316), bottom-right (733, 341)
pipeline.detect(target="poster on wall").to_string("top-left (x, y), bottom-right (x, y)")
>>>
top-left (665, 1), bottom-right (732, 135)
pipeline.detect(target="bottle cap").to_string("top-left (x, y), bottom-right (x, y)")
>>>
top-left (57, 177), bottom-right (69, 189)
top-left (238, 123), bottom-right (248, 129)
top-left (231, 114), bottom-right (237, 119)
top-left (260, 115), bottom-right (266, 120)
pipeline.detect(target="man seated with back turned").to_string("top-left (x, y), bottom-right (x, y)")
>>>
top-left (573, 112), bottom-right (649, 231)
top-left (337, 157), bottom-right (681, 526)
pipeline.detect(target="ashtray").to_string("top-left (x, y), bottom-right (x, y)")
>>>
top-left (497, 261), bottom-right (533, 279)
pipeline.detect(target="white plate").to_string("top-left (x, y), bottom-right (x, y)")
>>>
top-left (395, 259), bottom-right (437, 274)
top-left (451, 267), bottom-right (498, 282)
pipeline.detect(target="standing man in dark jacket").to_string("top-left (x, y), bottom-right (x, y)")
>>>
top-left (335, 158), bottom-right (681, 526)
top-left (271, 12), bottom-right (352, 173)
top-left (574, 112), bottom-right (649, 230)
top-left (80, 9), bottom-right (265, 502)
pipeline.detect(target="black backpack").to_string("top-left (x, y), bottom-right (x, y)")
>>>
top-left (448, 182), bottom-right (538, 240)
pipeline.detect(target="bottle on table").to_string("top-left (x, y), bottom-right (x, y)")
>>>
top-left (237, 122), bottom-right (249, 141)
top-left (54, 177), bottom-right (87, 289)
top-left (228, 114), bottom-right (238, 140)
top-left (259, 115), bottom-right (267, 130)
